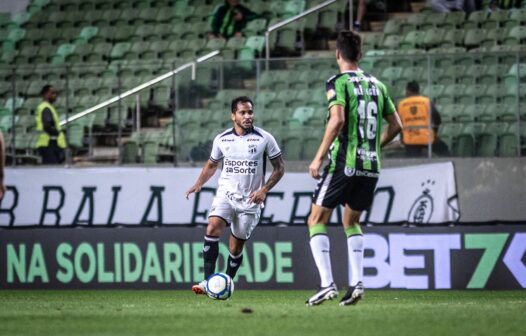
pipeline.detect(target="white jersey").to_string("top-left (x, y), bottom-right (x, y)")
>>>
top-left (210, 126), bottom-right (281, 199)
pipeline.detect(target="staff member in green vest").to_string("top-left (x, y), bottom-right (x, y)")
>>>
top-left (35, 85), bottom-right (66, 164)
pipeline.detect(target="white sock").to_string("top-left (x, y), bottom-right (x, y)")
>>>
top-left (309, 235), bottom-right (334, 287)
top-left (347, 235), bottom-right (364, 287)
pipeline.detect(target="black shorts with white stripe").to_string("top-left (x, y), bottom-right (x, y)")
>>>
top-left (312, 165), bottom-right (379, 211)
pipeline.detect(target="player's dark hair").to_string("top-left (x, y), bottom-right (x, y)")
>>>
top-left (336, 30), bottom-right (362, 63)
top-left (41, 84), bottom-right (53, 96)
top-left (231, 96), bottom-right (254, 113)
top-left (406, 81), bottom-right (420, 94)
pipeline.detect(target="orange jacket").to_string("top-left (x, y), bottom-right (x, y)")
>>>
top-left (398, 95), bottom-right (435, 145)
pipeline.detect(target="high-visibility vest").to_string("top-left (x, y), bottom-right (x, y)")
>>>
top-left (398, 95), bottom-right (435, 145)
top-left (35, 101), bottom-right (66, 148)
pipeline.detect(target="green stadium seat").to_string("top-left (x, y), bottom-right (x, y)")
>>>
top-left (244, 18), bottom-right (268, 36)
top-left (503, 26), bottom-right (526, 45)
top-left (122, 140), bottom-right (139, 163)
top-left (288, 106), bottom-right (314, 129)
top-left (382, 35), bottom-right (402, 49)
top-left (498, 123), bottom-right (520, 156)
top-left (383, 19), bottom-right (402, 36)
top-left (281, 128), bottom-right (303, 160)
top-left (463, 10), bottom-right (488, 29)
top-left (442, 11), bottom-right (466, 29)
top-left (400, 31), bottom-right (426, 50)
top-left (361, 32), bottom-right (384, 51)
top-left (318, 8), bottom-right (338, 32)
top-left (441, 29), bottom-right (466, 47)
top-left (464, 28), bottom-right (486, 48)
top-left (493, 103), bottom-right (518, 122)
top-left (440, 104), bottom-right (464, 123)
top-left (504, 8), bottom-right (526, 28)
top-left (422, 28), bottom-right (445, 49)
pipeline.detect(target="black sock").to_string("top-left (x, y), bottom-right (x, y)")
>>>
top-left (226, 252), bottom-right (243, 279)
top-left (203, 235), bottom-right (219, 280)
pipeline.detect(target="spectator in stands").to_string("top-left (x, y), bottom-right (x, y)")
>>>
top-left (0, 130), bottom-right (5, 200)
top-left (209, 0), bottom-right (257, 39)
top-left (354, 0), bottom-right (367, 31)
top-left (35, 85), bottom-right (66, 164)
top-left (430, 0), bottom-right (476, 13)
top-left (488, 0), bottom-right (523, 10)
top-left (398, 81), bottom-right (450, 157)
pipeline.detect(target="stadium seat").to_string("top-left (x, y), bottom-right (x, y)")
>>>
top-left (463, 10), bottom-right (488, 29)
top-left (442, 11), bottom-right (466, 29)
top-left (400, 31), bottom-right (426, 50)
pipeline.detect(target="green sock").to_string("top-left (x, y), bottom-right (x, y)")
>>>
top-left (309, 223), bottom-right (327, 237)
top-left (345, 224), bottom-right (362, 237)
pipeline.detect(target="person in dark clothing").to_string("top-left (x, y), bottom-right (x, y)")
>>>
top-left (489, 0), bottom-right (523, 10)
top-left (35, 85), bottom-right (66, 164)
top-left (210, 0), bottom-right (257, 39)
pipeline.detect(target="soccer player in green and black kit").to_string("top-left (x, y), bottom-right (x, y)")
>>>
top-left (306, 31), bottom-right (402, 306)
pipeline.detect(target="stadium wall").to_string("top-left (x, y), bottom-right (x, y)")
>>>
top-left (381, 157), bottom-right (526, 223)
top-left (1, 226), bottom-right (524, 290)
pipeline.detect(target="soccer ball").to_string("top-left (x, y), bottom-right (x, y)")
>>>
top-left (206, 273), bottom-right (234, 300)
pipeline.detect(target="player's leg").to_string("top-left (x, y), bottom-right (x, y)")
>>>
top-left (339, 175), bottom-right (377, 306)
top-left (226, 209), bottom-right (259, 279)
top-left (192, 197), bottom-right (232, 295)
top-left (226, 234), bottom-right (245, 278)
top-left (192, 216), bottom-right (227, 295)
top-left (305, 204), bottom-right (339, 306)
top-left (339, 205), bottom-right (365, 306)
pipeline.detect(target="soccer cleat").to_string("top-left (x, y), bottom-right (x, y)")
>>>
top-left (339, 281), bottom-right (364, 306)
top-left (305, 283), bottom-right (338, 306)
top-left (191, 280), bottom-right (207, 295)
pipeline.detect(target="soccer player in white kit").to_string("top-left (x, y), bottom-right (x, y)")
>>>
top-left (185, 96), bottom-right (285, 295)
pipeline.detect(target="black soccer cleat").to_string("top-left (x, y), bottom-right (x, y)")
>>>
top-left (305, 283), bottom-right (338, 306)
top-left (339, 281), bottom-right (364, 306)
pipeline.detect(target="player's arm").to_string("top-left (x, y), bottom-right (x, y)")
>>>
top-left (0, 131), bottom-right (5, 200)
top-left (381, 112), bottom-right (403, 148)
top-left (248, 155), bottom-right (285, 204)
top-left (185, 159), bottom-right (219, 199)
top-left (309, 105), bottom-right (345, 179)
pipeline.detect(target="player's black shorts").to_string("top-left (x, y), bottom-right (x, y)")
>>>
top-left (312, 165), bottom-right (379, 211)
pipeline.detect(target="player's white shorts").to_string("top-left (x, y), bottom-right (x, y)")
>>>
top-left (208, 191), bottom-right (261, 240)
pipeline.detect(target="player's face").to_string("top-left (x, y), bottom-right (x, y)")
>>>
top-left (231, 101), bottom-right (254, 131)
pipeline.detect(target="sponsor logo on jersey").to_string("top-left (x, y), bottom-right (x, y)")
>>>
top-left (357, 148), bottom-right (378, 161)
top-left (247, 138), bottom-right (260, 142)
top-left (326, 88), bottom-right (336, 100)
top-left (224, 158), bottom-right (258, 174)
top-left (222, 138), bottom-right (235, 142)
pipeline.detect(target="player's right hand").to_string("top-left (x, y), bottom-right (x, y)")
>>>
top-left (185, 185), bottom-right (201, 199)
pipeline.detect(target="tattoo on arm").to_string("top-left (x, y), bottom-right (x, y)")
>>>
top-left (262, 156), bottom-right (285, 192)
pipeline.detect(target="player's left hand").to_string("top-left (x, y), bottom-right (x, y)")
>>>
top-left (309, 158), bottom-right (323, 179)
top-left (248, 189), bottom-right (266, 204)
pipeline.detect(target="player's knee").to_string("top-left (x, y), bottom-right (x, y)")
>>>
top-left (206, 223), bottom-right (222, 236)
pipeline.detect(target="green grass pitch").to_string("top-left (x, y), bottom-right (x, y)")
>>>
top-left (0, 290), bottom-right (524, 336)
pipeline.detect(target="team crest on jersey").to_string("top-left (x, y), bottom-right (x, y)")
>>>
top-left (248, 144), bottom-right (257, 154)
top-left (326, 88), bottom-right (336, 100)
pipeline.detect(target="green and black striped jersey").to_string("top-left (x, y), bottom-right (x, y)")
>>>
top-left (325, 70), bottom-right (396, 174)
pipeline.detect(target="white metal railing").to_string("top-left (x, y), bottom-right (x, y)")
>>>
top-left (264, 0), bottom-right (338, 62)
top-left (59, 50), bottom-right (221, 127)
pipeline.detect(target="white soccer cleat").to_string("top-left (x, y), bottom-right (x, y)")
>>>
top-left (339, 281), bottom-right (364, 306)
top-left (192, 280), bottom-right (207, 295)
top-left (306, 283), bottom-right (338, 306)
